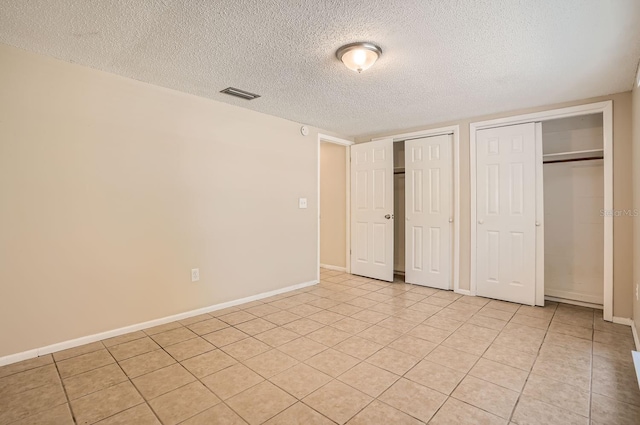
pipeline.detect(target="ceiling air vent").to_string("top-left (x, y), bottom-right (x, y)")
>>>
top-left (220, 87), bottom-right (261, 100)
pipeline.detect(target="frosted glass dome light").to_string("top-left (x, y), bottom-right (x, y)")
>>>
top-left (336, 42), bottom-right (382, 73)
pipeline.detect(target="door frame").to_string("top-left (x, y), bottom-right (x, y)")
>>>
top-left (371, 125), bottom-right (460, 292)
top-left (469, 101), bottom-right (613, 321)
top-left (317, 134), bottom-right (354, 282)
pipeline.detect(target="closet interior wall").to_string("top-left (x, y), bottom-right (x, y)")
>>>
top-left (394, 141), bottom-right (405, 274)
top-left (542, 114), bottom-right (604, 306)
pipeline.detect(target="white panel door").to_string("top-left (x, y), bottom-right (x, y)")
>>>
top-left (350, 139), bottom-right (394, 282)
top-left (476, 123), bottom-right (537, 305)
top-left (405, 135), bottom-right (452, 289)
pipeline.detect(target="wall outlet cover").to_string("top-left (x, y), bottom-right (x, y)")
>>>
top-left (191, 268), bottom-right (200, 282)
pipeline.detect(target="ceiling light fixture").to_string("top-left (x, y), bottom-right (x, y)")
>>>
top-left (336, 42), bottom-right (382, 73)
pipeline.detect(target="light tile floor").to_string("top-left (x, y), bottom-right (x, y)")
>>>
top-left (1, 269), bottom-right (639, 424)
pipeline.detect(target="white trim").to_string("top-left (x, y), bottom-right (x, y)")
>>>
top-left (0, 279), bottom-right (318, 367)
top-left (345, 145), bottom-right (351, 274)
top-left (612, 316), bottom-right (634, 326)
top-left (545, 296), bottom-right (603, 310)
top-left (611, 317), bottom-right (637, 351)
top-left (369, 125), bottom-right (460, 292)
top-left (318, 134), bottom-right (354, 146)
top-left (469, 101), bottom-right (612, 130)
top-left (453, 128), bottom-right (461, 294)
top-left (372, 127), bottom-right (456, 142)
top-left (545, 288), bottom-right (604, 306)
top-left (319, 264), bottom-right (347, 272)
top-left (0, 349), bottom-right (40, 368)
top-left (535, 123), bottom-right (544, 306)
top-left (469, 101), bottom-right (613, 321)
top-left (455, 288), bottom-right (472, 296)
top-left (317, 133), bottom-right (353, 281)
top-left (470, 125), bottom-right (477, 296)
top-left (602, 102), bottom-right (613, 321)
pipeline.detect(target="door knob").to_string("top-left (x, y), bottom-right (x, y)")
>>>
top-left (478, 219), bottom-right (484, 224)
top-left (535, 222), bottom-right (541, 226)
top-left (385, 214), bottom-right (393, 219)
top-left (449, 218), bottom-right (453, 223)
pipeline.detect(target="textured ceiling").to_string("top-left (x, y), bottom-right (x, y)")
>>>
top-left (1, 0), bottom-right (640, 137)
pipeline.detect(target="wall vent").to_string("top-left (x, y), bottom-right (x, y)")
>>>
top-left (220, 87), bottom-right (261, 100)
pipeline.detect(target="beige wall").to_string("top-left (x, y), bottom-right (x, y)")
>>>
top-left (633, 76), bottom-right (640, 335)
top-left (358, 92), bottom-right (634, 318)
top-left (0, 43), bottom-right (349, 358)
top-left (319, 142), bottom-right (347, 268)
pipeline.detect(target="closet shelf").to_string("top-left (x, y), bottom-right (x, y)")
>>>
top-left (542, 149), bottom-right (603, 164)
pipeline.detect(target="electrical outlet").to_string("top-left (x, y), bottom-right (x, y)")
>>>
top-left (299, 197), bottom-right (308, 209)
top-left (191, 268), bottom-right (200, 282)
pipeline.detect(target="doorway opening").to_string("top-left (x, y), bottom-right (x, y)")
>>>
top-left (319, 141), bottom-right (348, 272)
top-left (317, 134), bottom-right (353, 282)
top-left (542, 114), bottom-right (604, 308)
top-left (470, 101), bottom-right (613, 320)
top-left (349, 126), bottom-right (460, 292)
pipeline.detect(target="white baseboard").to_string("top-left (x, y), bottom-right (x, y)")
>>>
top-left (0, 349), bottom-right (41, 368)
top-left (545, 296), bottom-right (603, 310)
top-left (0, 279), bottom-right (318, 367)
top-left (611, 316), bottom-right (639, 350)
top-left (454, 288), bottom-right (472, 296)
top-left (544, 289), bottom-right (603, 306)
top-left (319, 264), bottom-right (347, 272)
top-left (612, 316), bottom-right (634, 326)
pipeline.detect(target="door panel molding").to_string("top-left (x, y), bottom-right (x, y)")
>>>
top-left (475, 123), bottom-right (537, 305)
top-left (405, 134), bottom-right (452, 289)
top-left (371, 125), bottom-right (461, 293)
top-left (350, 138), bottom-right (394, 281)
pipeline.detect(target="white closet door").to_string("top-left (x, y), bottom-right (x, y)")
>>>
top-left (405, 135), bottom-right (452, 289)
top-left (350, 139), bottom-right (394, 282)
top-left (476, 123), bottom-right (537, 305)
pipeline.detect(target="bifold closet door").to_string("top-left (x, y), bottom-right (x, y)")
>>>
top-left (476, 123), bottom-right (537, 305)
top-left (405, 134), bottom-right (452, 289)
top-left (350, 139), bottom-right (394, 282)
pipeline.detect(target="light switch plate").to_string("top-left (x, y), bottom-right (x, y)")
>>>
top-left (299, 198), bottom-right (308, 209)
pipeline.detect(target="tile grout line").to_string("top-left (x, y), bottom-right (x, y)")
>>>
top-left (5, 272), bottom-right (635, 424)
top-left (507, 303), bottom-right (558, 424)
top-left (57, 344), bottom-right (163, 425)
top-left (229, 279), bottom-right (426, 423)
top-left (158, 309), bottom-right (335, 424)
top-left (52, 356), bottom-right (78, 425)
top-left (261, 283), bottom-right (518, 423)
top-left (114, 353), bottom-right (164, 425)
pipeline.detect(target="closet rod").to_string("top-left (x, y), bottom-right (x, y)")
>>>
top-left (543, 156), bottom-right (603, 164)
top-left (542, 148), bottom-right (603, 158)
